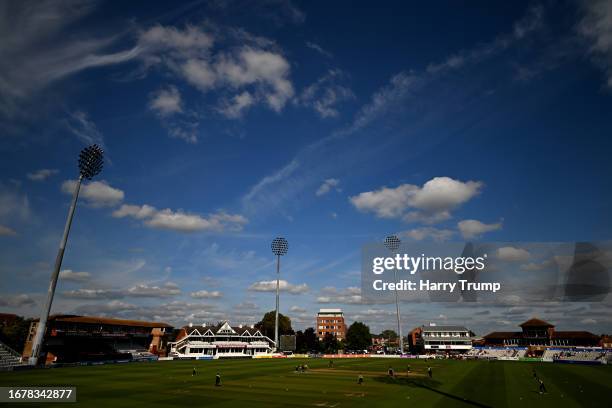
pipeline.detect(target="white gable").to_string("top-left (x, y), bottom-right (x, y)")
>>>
top-left (216, 321), bottom-right (237, 334)
top-left (189, 328), bottom-right (202, 336)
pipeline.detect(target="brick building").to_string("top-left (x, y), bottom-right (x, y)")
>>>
top-left (316, 309), bottom-right (346, 341)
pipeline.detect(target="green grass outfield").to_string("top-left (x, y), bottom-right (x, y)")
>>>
top-left (1, 358), bottom-right (610, 407)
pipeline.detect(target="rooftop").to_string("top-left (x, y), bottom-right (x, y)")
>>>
top-left (519, 318), bottom-right (554, 328)
top-left (35, 314), bottom-right (172, 328)
top-left (421, 325), bottom-right (469, 332)
top-left (318, 308), bottom-right (343, 314)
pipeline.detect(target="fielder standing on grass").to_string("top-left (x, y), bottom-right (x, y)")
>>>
top-left (215, 372), bottom-right (222, 386)
top-left (539, 379), bottom-right (547, 395)
top-left (428, 366), bottom-right (432, 378)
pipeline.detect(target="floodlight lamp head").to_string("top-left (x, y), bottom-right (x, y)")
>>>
top-left (78, 144), bottom-right (104, 180)
top-left (384, 235), bottom-right (401, 252)
top-left (271, 237), bottom-right (289, 256)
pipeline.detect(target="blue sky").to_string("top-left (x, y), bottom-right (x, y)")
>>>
top-left (1, 0), bottom-right (612, 335)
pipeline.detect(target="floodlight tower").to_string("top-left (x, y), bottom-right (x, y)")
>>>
top-left (271, 237), bottom-right (288, 351)
top-left (29, 145), bottom-right (104, 365)
top-left (384, 235), bottom-right (404, 354)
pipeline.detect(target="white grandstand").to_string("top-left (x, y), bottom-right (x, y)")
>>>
top-left (417, 324), bottom-right (473, 353)
top-left (169, 321), bottom-right (274, 359)
top-left (542, 348), bottom-right (612, 363)
top-left (467, 347), bottom-right (527, 360)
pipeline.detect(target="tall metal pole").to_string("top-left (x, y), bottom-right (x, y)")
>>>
top-left (270, 237), bottom-right (287, 353)
top-left (384, 235), bottom-right (403, 354)
top-left (393, 267), bottom-right (403, 353)
top-left (274, 254), bottom-right (280, 351)
top-left (29, 175), bottom-right (83, 365)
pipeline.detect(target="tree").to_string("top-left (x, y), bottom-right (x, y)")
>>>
top-left (0, 316), bottom-right (31, 353)
top-left (322, 332), bottom-right (339, 353)
top-left (346, 321), bottom-right (372, 351)
top-left (255, 311), bottom-right (294, 340)
top-left (380, 329), bottom-right (398, 340)
top-left (295, 327), bottom-right (320, 352)
top-left (303, 327), bottom-right (319, 351)
top-left (295, 330), bottom-right (306, 352)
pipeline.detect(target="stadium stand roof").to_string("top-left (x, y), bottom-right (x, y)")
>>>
top-left (33, 314), bottom-right (172, 328)
top-left (519, 318), bottom-right (554, 327)
top-left (551, 331), bottom-right (599, 339)
top-left (483, 331), bottom-right (521, 339)
top-left (181, 321), bottom-right (263, 336)
top-left (421, 325), bottom-right (468, 332)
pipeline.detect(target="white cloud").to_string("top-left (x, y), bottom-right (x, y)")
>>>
top-left (138, 25), bottom-right (214, 55)
top-left (317, 286), bottom-right (361, 304)
top-left (401, 227), bottom-right (454, 242)
top-left (0, 293), bottom-right (35, 307)
top-left (350, 184), bottom-right (417, 218)
top-left (27, 169), bottom-right (59, 181)
top-left (114, 203), bottom-right (248, 233)
top-left (248, 280), bottom-right (309, 294)
top-left (141, 24), bottom-right (294, 114)
top-left (520, 259), bottom-right (556, 272)
top-left (190, 290), bottom-right (223, 299)
top-left (149, 86), bottom-right (182, 116)
top-left (340, 72), bottom-right (418, 135)
top-left (63, 282), bottom-right (181, 299)
top-left (241, 159), bottom-right (300, 213)
top-left (112, 204), bottom-right (156, 219)
top-left (64, 111), bottom-right (105, 146)
top-left (59, 269), bottom-right (91, 282)
top-left (146, 209), bottom-right (247, 232)
top-left (217, 91), bottom-right (255, 119)
top-left (126, 282), bottom-right (181, 297)
top-left (298, 69), bottom-right (354, 118)
top-left (290, 305), bottom-right (306, 313)
top-left (62, 288), bottom-right (123, 299)
top-left (181, 59), bottom-right (217, 90)
top-left (458, 219), bottom-right (503, 239)
top-left (0, 1), bottom-right (140, 118)
top-left (0, 225), bottom-right (17, 236)
top-left (214, 47), bottom-right (294, 112)
top-left (0, 186), bottom-right (31, 221)
top-left (61, 180), bottom-right (124, 207)
top-left (137, 24), bottom-right (295, 139)
top-left (579, 0), bottom-right (612, 88)
top-left (408, 177), bottom-right (482, 212)
top-left (305, 41), bottom-right (333, 58)
top-left (74, 300), bottom-right (138, 315)
top-left (315, 178), bottom-right (340, 196)
top-left (350, 176), bottom-right (482, 222)
top-left (496, 246), bottom-right (530, 262)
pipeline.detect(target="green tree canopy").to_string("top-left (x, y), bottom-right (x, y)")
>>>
top-left (255, 311), bottom-right (294, 340)
top-left (321, 332), bottom-right (339, 353)
top-left (379, 329), bottom-right (398, 339)
top-left (296, 327), bottom-right (320, 352)
top-left (346, 321), bottom-right (372, 351)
